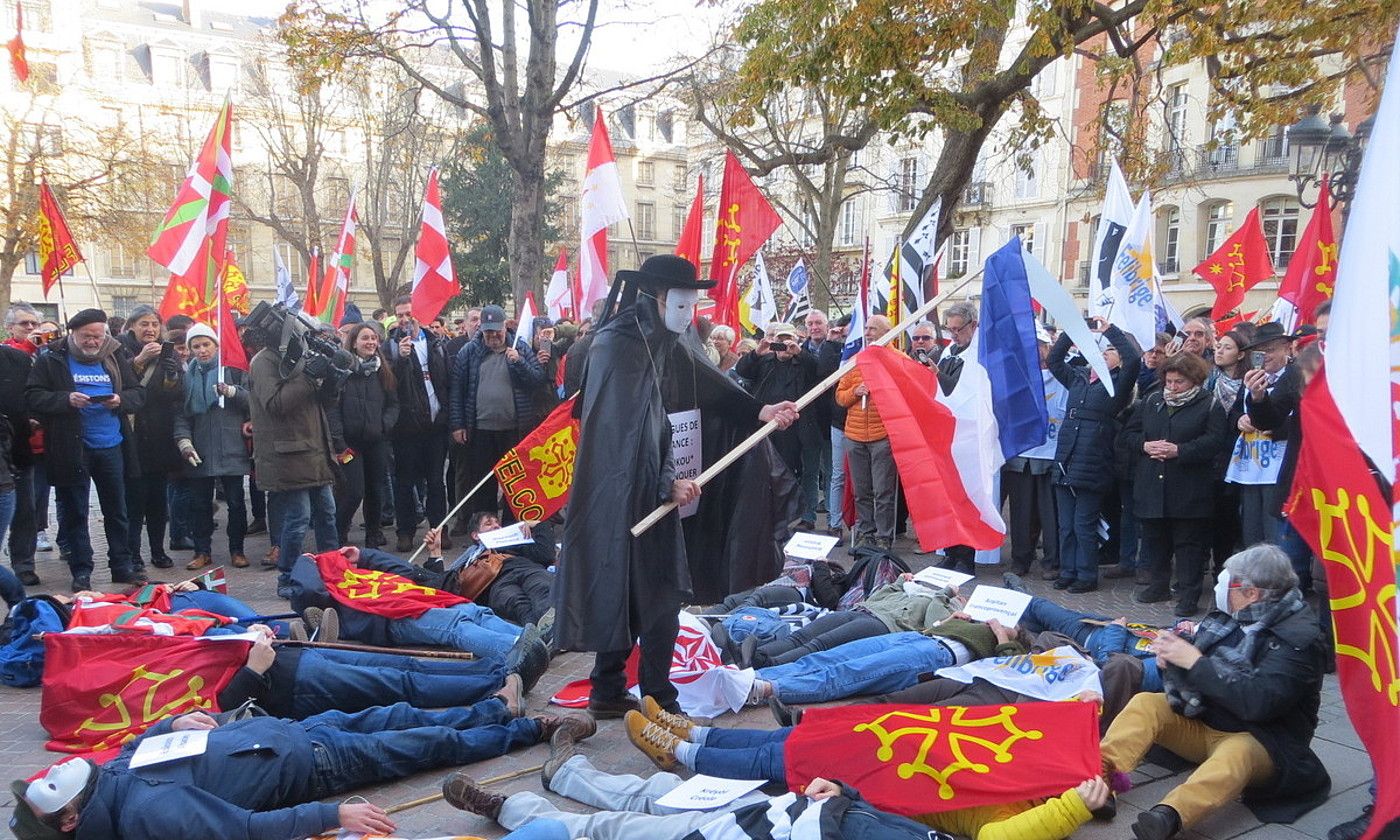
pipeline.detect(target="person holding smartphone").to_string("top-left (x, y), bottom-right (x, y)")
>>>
top-left (1223, 322), bottom-right (1301, 548)
top-left (735, 322), bottom-right (819, 511)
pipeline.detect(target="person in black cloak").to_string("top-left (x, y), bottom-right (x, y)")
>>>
top-left (556, 255), bottom-right (799, 718)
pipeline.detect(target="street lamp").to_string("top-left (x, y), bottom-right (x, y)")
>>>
top-left (1287, 105), bottom-right (1373, 215)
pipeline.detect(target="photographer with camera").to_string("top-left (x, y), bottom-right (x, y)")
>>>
top-left (245, 303), bottom-right (352, 598)
top-left (736, 323), bottom-right (818, 516)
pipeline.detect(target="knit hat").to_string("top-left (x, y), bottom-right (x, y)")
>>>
top-left (185, 323), bottom-right (218, 346)
top-left (66, 308), bottom-right (107, 332)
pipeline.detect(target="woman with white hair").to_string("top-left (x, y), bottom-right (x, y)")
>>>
top-left (1099, 543), bottom-right (1329, 840)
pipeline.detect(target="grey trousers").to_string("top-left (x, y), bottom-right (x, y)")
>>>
top-left (499, 755), bottom-right (771, 840)
top-left (844, 436), bottom-right (896, 540)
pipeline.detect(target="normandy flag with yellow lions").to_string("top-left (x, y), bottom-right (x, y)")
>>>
top-left (494, 396), bottom-right (580, 521)
top-left (783, 703), bottom-right (1101, 816)
top-left (1285, 32), bottom-right (1400, 840)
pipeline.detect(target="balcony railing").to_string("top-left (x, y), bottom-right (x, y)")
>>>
top-left (962, 181), bottom-right (992, 208)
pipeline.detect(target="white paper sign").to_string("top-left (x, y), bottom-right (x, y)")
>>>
top-left (655, 774), bottom-right (766, 810)
top-left (668, 409), bottom-right (703, 518)
top-left (478, 522), bottom-right (532, 549)
top-left (129, 729), bottom-right (209, 769)
top-left (783, 532), bottom-right (840, 561)
top-left (911, 566), bottom-right (975, 591)
top-left (961, 585), bottom-right (1033, 626)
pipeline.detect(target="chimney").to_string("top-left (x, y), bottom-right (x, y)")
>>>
top-left (183, 0), bottom-right (203, 29)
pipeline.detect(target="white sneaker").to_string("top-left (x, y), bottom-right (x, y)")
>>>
top-left (36, 531), bottom-right (52, 552)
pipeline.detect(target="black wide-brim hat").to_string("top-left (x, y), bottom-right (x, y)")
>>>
top-left (616, 254), bottom-right (716, 291)
top-left (1240, 321), bottom-right (1293, 350)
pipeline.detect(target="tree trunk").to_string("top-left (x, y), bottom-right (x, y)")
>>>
top-left (0, 254), bottom-right (20, 313)
top-left (904, 104), bottom-right (1005, 255)
top-left (508, 166), bottom-right (547, 305)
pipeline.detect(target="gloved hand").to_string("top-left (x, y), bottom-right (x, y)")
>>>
top-left (161, 354), bottom-right (181, 379)
top-left (177, 439), bottom-right (202, 467)
top-left (303, 353), bottom-right (332, 380)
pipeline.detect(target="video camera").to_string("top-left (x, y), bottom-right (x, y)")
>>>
top-left (243, 301), bottom-right (355, 377)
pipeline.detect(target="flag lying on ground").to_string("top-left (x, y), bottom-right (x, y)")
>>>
top-left (936, 646), bottom-right (1102, 701)
top-left (65, 601), bottom-right (232, 636)
top-left (311, 550), bottom-right (468, 619)
top-left (41, 633), bottom-right (249, 754)
top-left (580, 108), bottom-right (628, 316)
top-left (190, 565), bottom-right (228, 594)
top-left (1267, 178), bottom-right (1337, 332)
top-left (783, 702), bottom-right (1100, 815)
top-left (36, 179), bottom-right (83, 298)
top-left (494, 396), bottom-right (580, 521)
top-left (549, 612), bottom-right (755, 717)
top-left (709, 150), bottom-right (782, 330)
top-left (1194, 206), bottom-right (1274, 319)
top-left (978, 237), bottom-right (1048, 459)
top-left (856, 346), bottom-right (1003, 550)
top-left (411, 167), bottom-right (459, 324)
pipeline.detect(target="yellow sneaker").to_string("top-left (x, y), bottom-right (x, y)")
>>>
top-left (624, 710), bottom-right (680, 771)
top-left (643, 695), bottom-right (694, 741)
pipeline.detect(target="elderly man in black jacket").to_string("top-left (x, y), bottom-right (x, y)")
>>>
top-left (389, 295), bottom-right (453, 552)
top-left (1101, 543), bottom-right (1329, 840)
top-left (735, 323), bottom-right (818, 493)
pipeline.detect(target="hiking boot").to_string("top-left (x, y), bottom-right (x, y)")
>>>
top-left (1132, 804), bottom-right (1182, 840)
top-left (396, 533), bottom-right (415, 553)
top-left (186, 553), bottom-right (212, 571)
top-left (495, 672), bottom-right (524, 717)
top-left (230, 552), bottom-right (250, 568)
top-left (625, 710), bottom-right (681, 771)
top-left (504, 624), bottom-right (548, 691)
top-left (588, 695), bottom-right (641, 720)
top-left (642, 695), bottom-right (694, 741)
top-left (262, 547), bottom-right (280, 569)
top-left (441, 770), bottom-right (505, 820)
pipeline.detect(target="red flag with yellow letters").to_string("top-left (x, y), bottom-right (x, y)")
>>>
top-left (784, 703), bottom-right (1101, 815)
top-left (41, 634), bottom-right (249, 754)
top-left (313, 550), bottom-right (469, 619)
top-left (494, 396), bottom-right (580, 521)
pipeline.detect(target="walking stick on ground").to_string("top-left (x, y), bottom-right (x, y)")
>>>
top-left (382, 764), bottom-right (546, 816)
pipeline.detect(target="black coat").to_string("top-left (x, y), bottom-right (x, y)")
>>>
top-left (0, 345), bottom-right (33, 471)
top-left (26, 338), bottom-right (145, 487)
top-left (735, 349), bottom-right (821, 448)
top-left (334, 364), bottom-right (399, 448)
top-left (388, 328), bottom-right (450, 436)
top-left (1047, 326), bottom-right (1141, 490)
top-left (1123, 389), bottom-right (1230, 519)
top-left (815, 339), bottom-right (845, 431)
top-left (1240, 365), bottom-right (1304, 514)
top-left (124, 341), bottom-right (186, 477)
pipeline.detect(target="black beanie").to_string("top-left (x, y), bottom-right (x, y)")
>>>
top-left (66, 308), bottom-right (108, 332)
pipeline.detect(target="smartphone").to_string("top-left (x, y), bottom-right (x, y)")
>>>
top-left (1085, 316), bottom-right (1098, 328)
top-left (89, 393), bottom-right (116, 402)
top-left (1250, 351), bottom-right (1266, 368)
top-left (159, 340), bottom-right (175, 362)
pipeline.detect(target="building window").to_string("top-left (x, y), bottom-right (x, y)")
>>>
top-left (1010, 222), bottom-right (1035, 254)
top-left (672, 205), bottom-right (687, 239)
top-left (24, 252), bottom-right (40, 274)
top-left (1032, 59), bottom-right (1058, 98)
top-left (637, 161), bottom-right (654, 186)
top-left (617, 104), bottom-right (636, 139)
top-left (897, 156), bottom-right (920, 212)
top-left (24, 123), bottom-right (62, 155)
top-left (110, 295), bottom-right (137, 317)
top-left (838, 199), bottom-right (859, 246)
top-left (209, 57), bottom-right (238, 93)
top-left (1259, 125), bottom-right (1288, 161)
top-left (636, 202), bottom-right (656, 240)
top-left (1156, 206), bottom-right (1180, 273)
top-left (656, 111), bottom-right (674, 143)
top-left (88, 43), bottom-right (124, 82)
top-left (325, 177), bottom-right (350, 212)
top-left (151, 50), bottom-right (184, 88)
top-left (106, 242), bottom-right (138, 279)
top-left (1260, 197), bottom-right (1300, 269)
top-left (948, 229), bottom-right (971, 277)
top-left (1013, 150), bottom-right (1038, 200)
top-left (1165, 83), bottom-right (1188, 168)
top-left (1207, 111), bottom-right (1239, 168)
top-left (1203, 201), bottom-right (1233, 256)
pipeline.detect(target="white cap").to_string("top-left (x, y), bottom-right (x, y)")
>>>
top-left (25, 759), bottom-right (93, 815)
top-left (185, 322), bottom-right (218, 346)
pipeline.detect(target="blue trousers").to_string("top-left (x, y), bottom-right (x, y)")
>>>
top-left (828, 427), bottom-right (846, 520)
top-left (695, 726), bottom-right (792, 784)
top-left (290, 647), bottom-right (506, 718)
top-left (1055, 484), bottom-right (1103, 585)
top-left (271, 485), bottom-right (338, 573)
top-left (388, 605), bottom-right (522, 658)
top-left (757, 631), bottom-right (955, 703)
top-left (0, 564), bottom-right (23, 607)
top-left (305, 698), bottom-right (540, 798)
top-left (1019, 597), bottom-right (1161, 691)
top-left (55, 444), bottom-right (136, 580)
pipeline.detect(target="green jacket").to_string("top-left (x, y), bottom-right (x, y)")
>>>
top-left (859, 582), bottom-right (957, 632)
top-left (924, 618), bottom-right (1027, 660)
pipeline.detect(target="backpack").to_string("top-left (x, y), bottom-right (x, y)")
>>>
top-left (0, 597), bottom-right (68, 687)
top-left (836, 547), bottom-right (912, 611)
top-left (720, 607), bottom-right (795, 647)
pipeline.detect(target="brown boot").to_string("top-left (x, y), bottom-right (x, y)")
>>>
top-left (262, 546), bottom-right (280, 569)
top-left (642, 695), bottom-right (694, 741)
top-left (441, 771), bottom-right (505, 820)
top-left (230, 552), bottom-right (250, 568)
top-left (185, 553), bottom-right (212, 571)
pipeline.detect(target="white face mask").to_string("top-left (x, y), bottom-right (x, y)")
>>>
top-left (660, 289), bottom-right (699, 334)
top-left (1214, 569), bottom-right (1233, 615)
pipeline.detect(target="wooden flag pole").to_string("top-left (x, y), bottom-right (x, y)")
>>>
top-left (273, 638), bottom-right (474, 660)
top-left (630, 268), bottom-right (984, 538)
top-left (404, 471), bottom-right (494, 565)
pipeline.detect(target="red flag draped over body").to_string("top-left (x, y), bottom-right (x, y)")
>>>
top-left (783, 703), bottom-right (1101, 816)
top-left (493, 396), bottom-right (580, 521)
top-left (40, 634), bottom-right (249, 754)
top-left (36, 180), bottom-right (83, 298)
top-left (1193, 207), bottom-right (1275, 319)
top-left (855, 346), bottom-right (1004, 550)
top-left (707, 151), bottom-right (782, 329)
top-left (312, 550), bottom-right (468, 619)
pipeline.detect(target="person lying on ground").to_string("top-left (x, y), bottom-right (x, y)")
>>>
top-left (1018, 594), bottom-right (1175, 691)
top-left (13, 701), bottom-right (594, 840)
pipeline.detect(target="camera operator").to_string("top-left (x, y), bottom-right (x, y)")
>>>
top-left (736, 323), bottom-right (818, 486)
top-left (246, 306), bottom-right (352, 599)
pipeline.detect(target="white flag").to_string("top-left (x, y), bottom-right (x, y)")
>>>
top-left (1023, 247), bottom-right (1114, 397)
top-left (516, 293), bottom-right (536, 349)
top-left (273, 247), bottom-right (299, 310)
top-left (579, 109), bottom-right (629, 315)
top-left (1090, 160), bottom-right (1135, 316)
top-left (1107, 192), bottom-right (1157, 352)
top-left (744, 251), bottom-right (779, 331)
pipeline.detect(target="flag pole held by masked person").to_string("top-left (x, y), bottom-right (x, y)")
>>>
top-left (631, 269), bottom-right (983, 537)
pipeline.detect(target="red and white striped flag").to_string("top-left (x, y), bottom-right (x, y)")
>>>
top-left (579, 108), bottom-right (628, 316)
top-left (544, 250), bottom-right (571, 320)
top-left (317, 190), bottom-right (358, 326)
top-left (411, 167), bottom-right (459, 324)
top-left (516, 291), bottom-right (537, 348)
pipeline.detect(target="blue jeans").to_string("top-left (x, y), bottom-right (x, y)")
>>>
top-left (502, 821), bottom-right (570, 840)
top-left (304, 698), bottom-right (540, 799)
top-left (1118, 480), bottom-right (1139, 570)
top-left (828, 427), bottom-right (846, 521)
top-left (1020, 597), bottom-right (1161, 691)
top-left (290, 647), bottom-right (506, 718)
top-left (1055, 484), bottom-right (1103, 584)
top-left (167, 477), bottom-right (191, 543)
top-left (695, 726), bottom-right (792, 784)
top-left (54, 444), bottom-right (136, 580)
top-left (1276, 519), bottom-right (1314, 593)
top-left (270, 485), bottom-right (338, 573)
top-left (388, 605), bottom-right (522, 658)
top-left (757, 631), bottom-right (955, 703)
top-left (0, 564), bottom-right (24, 607)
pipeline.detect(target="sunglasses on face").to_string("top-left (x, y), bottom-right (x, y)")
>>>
top-left (911, 336), bottom-right (935, 342)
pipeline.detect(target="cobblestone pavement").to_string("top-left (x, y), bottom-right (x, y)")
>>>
top-left (0, 506), bottom-right (1370, 839)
